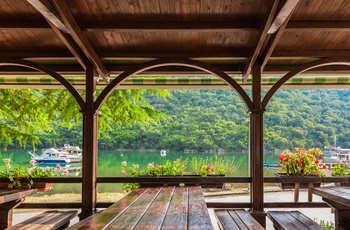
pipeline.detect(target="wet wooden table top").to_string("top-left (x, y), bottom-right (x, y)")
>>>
top-left (67, 186), bottom-right (213, 230)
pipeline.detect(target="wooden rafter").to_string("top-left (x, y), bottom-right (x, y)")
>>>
top-left (28, 0), bottom-right (109, 82)
top-left (268, 0), bottom-right (300, 34)
top-left (27, 0), bottom-right (87, 71)
top-left (26, 0), bottom-right (69, 33)
top-left (51, 0), bottom-right (109, 82)
top-left (242, 0), bottom-right (280, 83)
top-left (260, 11), bottom-right (293, 71)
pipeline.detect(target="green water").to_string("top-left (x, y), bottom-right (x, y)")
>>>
top-left (0, 149), bottom-right (281, 193)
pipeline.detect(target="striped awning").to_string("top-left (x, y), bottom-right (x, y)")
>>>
top-left (0, 76), bottom-right (350, 89)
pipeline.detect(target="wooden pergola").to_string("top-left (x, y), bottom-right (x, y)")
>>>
top-left (2, 0), bottom-right (350, 227)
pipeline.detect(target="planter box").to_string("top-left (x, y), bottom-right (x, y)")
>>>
top-left (275, 173), bottom-right (321, 190)
top-left (3, 182), bottom-right (53, 192)
top-left (332, 174), bottom-right (350, 187)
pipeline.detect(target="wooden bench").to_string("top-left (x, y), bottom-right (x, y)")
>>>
top-left (214, 209), bottom-right (264, 230)
top-left (11, 210), bottom-right (78, 230)
top-left (267, 211), bottom-right (324, 230)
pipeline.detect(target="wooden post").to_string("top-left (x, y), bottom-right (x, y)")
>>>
top-left (249, 63), bottom-right (266, 227)
top-left (79, 63), bottom-right (99, 220)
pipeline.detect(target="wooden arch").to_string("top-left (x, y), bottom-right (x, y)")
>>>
top-left (262, 57), bottom-right (350, 108)
top-left (0, 58), bottom-right (85, 109)
top-left (95, 58), bottom-right (253, 110)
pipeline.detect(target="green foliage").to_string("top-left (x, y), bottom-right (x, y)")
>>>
top-left (191, 155), bottom-right (241, 176)
top-left (331, 163), bottom-right (350, 176)
top-left (319, 220), bottom-right (334, 230)
top-left (4, 88), bottom-right (350, 152)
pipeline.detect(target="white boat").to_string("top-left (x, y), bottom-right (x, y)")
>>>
top-left (29, 148), bottom-right (71, 164)
top-left (57, 144), bottom-right (82, 163)
top-left (323, 145), bottom-right (350, 164)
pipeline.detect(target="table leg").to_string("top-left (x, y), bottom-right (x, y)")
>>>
top-left (308, 183), bottom-right (313, 202)
top-left (294, 182), bottom-right (300, 202)
top-left (0, 198), bottom-right (24, 229)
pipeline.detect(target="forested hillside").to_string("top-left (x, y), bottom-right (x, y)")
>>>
top-left (28, 89), bottom-right (350, 152)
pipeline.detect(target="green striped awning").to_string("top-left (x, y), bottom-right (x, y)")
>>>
top-left (0, 76), bottom-right (350, 89)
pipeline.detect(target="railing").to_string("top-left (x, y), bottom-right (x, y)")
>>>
top-left (1, 176), bottom-right (348, 209)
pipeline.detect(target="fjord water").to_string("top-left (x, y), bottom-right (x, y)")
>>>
top-left (0, 149), bottom-right (280, 193)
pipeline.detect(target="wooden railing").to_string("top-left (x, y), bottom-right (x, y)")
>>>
top-left (1, 176), bottom-right (348, 209)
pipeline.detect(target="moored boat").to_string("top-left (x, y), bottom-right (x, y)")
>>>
top-left (29, 148), bottom-right (70, 164)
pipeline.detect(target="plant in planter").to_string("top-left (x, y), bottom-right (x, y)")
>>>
top-left (331, 163), bottom-right (350, 186)
top-left (278, 147), bottom-right (326, 176)
top-left (120, 157), bottom-right (189, 192)
top-left (0, 158), bottom-right (69, 191)
top-left (277, 147), bottom-right (327, 189)
top-left (191, 155), bottom-right (240, 176)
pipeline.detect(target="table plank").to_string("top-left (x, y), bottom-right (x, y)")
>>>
top-left (0, 189), bottom-right (37, 204)
top-left (188, 186), bottom-right (213, 230)
top-left (133, 186), bottom-right (175, 230)
top-left (105, 187), bottom-right (163, 229)
top-left (66, 187), bottom-right (149, 229)
top-left (313, 187), bottom-right (350, 206)
top-left (162, 186), bottom-right (189, 229)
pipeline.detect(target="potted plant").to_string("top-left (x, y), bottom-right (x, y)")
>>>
top-left (276, 147), bottom-right (327, 189)
top-left (331, 163), bottom-right (350, 186)
top-left (120, 157), bottom-right (190, 192)
top-left (0, 158), bottom-right (69, 191)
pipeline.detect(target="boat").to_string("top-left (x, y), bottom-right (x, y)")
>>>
top-left (29, 148), bottom-right (70, 164)
top-left (57, 144), bottom-right (82, 163)
top-left (323, 146), bottom-right (350, 164)
top-left (263, 161), bottom-right (279, 168)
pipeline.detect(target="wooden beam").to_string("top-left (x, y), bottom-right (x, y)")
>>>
top-left (260, 10), bottom-right (293, 71)
top-left (242, 0), bottom-right (280, 82)
top-left (51, 0), bottom-right (110, 82)
top-left (4, 19), bottom-right (350, 32)
top-left (268, 0), bottom-right (300, 34)
top-left (1, 49), bottom-right (350, 60)
top-left (26, 0), bottom-right (69, 33)
top-left (47, 20), bottom-right (88, 70)
top-left (27, 0), bottom-right (87, 71)
top-left (1, 64), bottom-right (350, 76)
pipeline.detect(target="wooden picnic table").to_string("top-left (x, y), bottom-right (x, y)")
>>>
top-left (67, 186), bottom-right (213, 230)
top-left (0, 188), bottom-right (37, 229)
top-left (313, 186), bottom-right (350, 230)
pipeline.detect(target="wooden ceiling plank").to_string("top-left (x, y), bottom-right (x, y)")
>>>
top-left (242, 0), bottom-right (280, 82)
top-left (51, 0), bottom-right (110, 82)
top-left (27, 0), bottom-right (69, 33)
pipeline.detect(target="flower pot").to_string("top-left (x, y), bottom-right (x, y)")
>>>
top-left (275, 173), bottom-right (321, 190)
top-left (30, 183), bottom-right (53, 192)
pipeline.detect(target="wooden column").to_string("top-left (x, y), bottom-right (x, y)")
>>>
top-left (249, 63), bottom-right (266, 227)
top-left (79, 63), bottom-right (99, 220)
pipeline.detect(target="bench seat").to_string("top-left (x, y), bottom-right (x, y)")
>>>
top-left (214, 209), bottom-right (264, 230)
top-left (267, 210), bottom-right (324, 230)
top-left (11, 210), bottom-right (78, 230)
